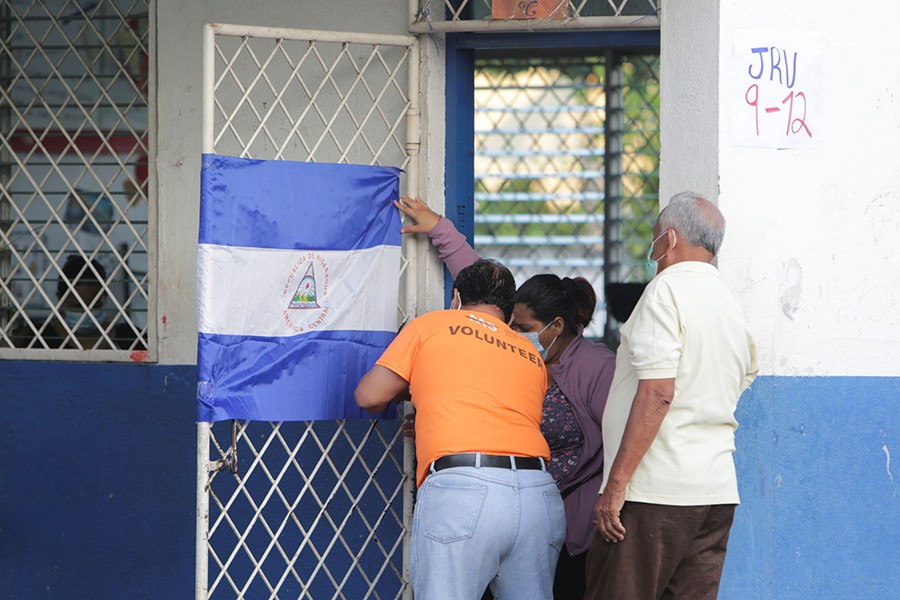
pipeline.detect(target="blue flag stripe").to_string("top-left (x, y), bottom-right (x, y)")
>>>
top-left (198, 330), bottom-right (397, 422)
top-left (199, 154), bottom-right (402, 251)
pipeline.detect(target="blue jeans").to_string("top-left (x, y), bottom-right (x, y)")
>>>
top-left (410, 462), bottom-right (565, 600)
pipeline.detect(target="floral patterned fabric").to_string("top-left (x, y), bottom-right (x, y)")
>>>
top-left (541, 383), bottom-right (584, 482)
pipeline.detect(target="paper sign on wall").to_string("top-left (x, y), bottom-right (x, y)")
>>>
top-left (731, 30), bottom-right (825, 149)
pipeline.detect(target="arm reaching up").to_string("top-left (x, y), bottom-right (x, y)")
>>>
top-left (394, 196), bottom-right (481, 279)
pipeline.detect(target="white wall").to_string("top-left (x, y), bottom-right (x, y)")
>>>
top-left (154, 1), bottom-right (444, 364)
top-left (415, 32), bottom-right (451, 318)
top-left (659, 0), bottom-right (720, 203)
top-left (663, 0), bottom-right (900, 377)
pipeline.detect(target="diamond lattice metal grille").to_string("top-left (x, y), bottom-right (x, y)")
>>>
top-left (0, 0), bottom-right (151, 357)
top-left (206, 420), bottom-right (406, 599)
top-left (201, 26), bottom-right (418, 600)
top-left (411, 0), bottom-right (660, 32)
top-left (473, 52), bottom-right (659, 340)
top-left (210, 33), bottom-right (412, 169)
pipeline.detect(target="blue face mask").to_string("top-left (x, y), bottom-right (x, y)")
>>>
top-left (521, 320), bottom-right (558, 361)
top-left (645, 229), bottom-right (672, 279)
top-left (64, 309), bottom-right (98, 334)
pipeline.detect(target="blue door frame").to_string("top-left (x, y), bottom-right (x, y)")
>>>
top-left (442, 30), bottom-right (660, 301)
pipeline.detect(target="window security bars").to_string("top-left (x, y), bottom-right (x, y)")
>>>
top-left (199, 24), bottom-right (419, 600)
top-left (473, 53), bottom-right (659, 340)
top-left (604, 55), bottom-right (660, 277)
top-left (0, 0), bottom-right (151, 359)
top-left (410, 0), bottom-right (660, 33)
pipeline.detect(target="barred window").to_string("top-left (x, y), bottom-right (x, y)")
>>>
top-left (473, 51), bottom-right (659, 341)
top-left (0, 0), bottom-right (151, 358)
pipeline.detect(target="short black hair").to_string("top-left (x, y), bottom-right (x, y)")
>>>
top-left (57, 255), bottom-right (107, 300)
top-left (453, 259), bottom-right (516, 322)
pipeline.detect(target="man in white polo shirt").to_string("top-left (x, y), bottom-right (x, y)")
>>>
top-left (586, 192), bottom-right (758, 600)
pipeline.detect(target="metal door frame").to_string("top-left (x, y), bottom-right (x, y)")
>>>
top-left (198, 23), bottom-right (420, 599)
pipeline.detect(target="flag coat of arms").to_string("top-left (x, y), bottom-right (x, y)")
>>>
top-left (197, 154), bottom-right (402, 422)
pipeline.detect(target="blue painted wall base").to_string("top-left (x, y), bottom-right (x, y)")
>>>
top-left (721, 376), bottom-right (900, 599)
top-left (1, 362), bottom-right (198, 599)
top-left (2, 364), bottom-right (898, 598)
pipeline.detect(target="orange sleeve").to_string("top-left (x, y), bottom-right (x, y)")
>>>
top-left (375, 319), bottom-right (422, 381)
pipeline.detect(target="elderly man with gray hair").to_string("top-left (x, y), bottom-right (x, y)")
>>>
top-left (586, 192), bottom-right (759, 600)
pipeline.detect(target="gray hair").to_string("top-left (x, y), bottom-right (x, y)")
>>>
top-left (657, 192), bottom-right (726, 256)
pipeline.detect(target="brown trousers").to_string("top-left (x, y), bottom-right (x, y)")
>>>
top-left (585, 501), bottom-right (736, 600)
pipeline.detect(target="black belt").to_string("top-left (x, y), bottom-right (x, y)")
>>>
top-left (431, 453), bottom-right (545, 472)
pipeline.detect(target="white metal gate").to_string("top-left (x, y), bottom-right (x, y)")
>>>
top-left (197, 23), bottom-right (419, 599)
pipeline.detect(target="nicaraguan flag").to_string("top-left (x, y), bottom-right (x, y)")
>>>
top-left (197, 154), bottom-right (401, 422)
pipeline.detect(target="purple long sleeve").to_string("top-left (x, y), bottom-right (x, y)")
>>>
top-left (426, 217), bottom-right (481, 279)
